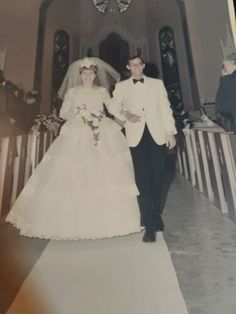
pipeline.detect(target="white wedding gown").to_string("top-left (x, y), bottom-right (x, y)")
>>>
top-left (6, 86), bottom-right (141, 240)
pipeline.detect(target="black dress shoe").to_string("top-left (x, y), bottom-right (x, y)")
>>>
top-left (142, 229), bottom-right (156, 242)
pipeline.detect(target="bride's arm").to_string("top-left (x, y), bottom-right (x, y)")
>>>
top-left (105, 86), bottom-right (126, 122)
top-left (59, 88), bottom-right (75, 120)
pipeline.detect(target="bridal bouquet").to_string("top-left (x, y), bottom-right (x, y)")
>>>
top-left (76, 104), bottom-right (104, 146)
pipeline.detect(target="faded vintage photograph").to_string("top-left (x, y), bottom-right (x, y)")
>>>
top-left (1, 1), bottom-right (236, 313)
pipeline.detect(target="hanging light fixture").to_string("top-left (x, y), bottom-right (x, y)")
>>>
top-left (92, 0), bottom-right (133, 14)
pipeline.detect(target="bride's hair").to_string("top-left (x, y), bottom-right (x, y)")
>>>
top-left (79, 65), bottom-right (98, 74)
top-left (79, 58), bottom-right (98, 74)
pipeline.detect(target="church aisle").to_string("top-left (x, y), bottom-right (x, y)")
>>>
top-left (1, 175), bottom-right (236, 313)
top-left (6, 233), bottom-right (188, 314)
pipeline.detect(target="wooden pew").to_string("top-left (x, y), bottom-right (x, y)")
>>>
top-left (177, 128), bottom-right (236, 222)
top-left (0, 137), bottom-right (16, 217)
top-left (0, 131), bottom-right (57, 217)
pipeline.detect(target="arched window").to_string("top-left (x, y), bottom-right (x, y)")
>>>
top-left (52, 30), bottom-right (69, 99)
top-left (159, 27), bottom-right (183, 114)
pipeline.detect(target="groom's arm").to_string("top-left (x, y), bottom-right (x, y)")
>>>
top-left (108, 83), bottom-right (141, 123)
top-left (158, 81), bottom-right (177, 149)
top-left (159, 81), bottom-right (177, 135)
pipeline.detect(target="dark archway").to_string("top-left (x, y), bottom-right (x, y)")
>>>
top-left (99, 33), bottom-right (129, 75)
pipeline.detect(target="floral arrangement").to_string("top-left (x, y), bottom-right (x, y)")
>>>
top-left (76, 104), bottom-right (104, 146)
top-left (31, 113), bottom-right (64, 135)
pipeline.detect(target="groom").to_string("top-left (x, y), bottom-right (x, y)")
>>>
top-left (111, 55), bottom-right (177, 242)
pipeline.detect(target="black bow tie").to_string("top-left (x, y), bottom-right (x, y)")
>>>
top-left (133, 78), bottom-right (144, 84)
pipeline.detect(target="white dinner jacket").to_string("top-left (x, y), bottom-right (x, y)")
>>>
top-left (109, 75), bottom-right (177, 147)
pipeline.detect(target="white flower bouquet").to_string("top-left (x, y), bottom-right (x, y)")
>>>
top-left (76, 104), bottom-right (104, 146)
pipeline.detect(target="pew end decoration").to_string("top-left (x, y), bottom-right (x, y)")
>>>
top-left (30, 114), bottom-right (64, 136)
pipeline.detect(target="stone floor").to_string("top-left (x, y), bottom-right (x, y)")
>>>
top-left (1, 174), bottom-right (236, 314)
top-left (164, 176), bottom-right (236, 314)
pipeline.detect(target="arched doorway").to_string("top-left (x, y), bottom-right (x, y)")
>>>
top-left (99, 33), bottom-right (129, 76)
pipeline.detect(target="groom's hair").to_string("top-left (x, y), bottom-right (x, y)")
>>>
top-left (127, 55), bottom-right (145, 65)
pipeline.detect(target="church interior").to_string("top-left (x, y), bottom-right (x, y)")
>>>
top-left (1, 0), bottom-right (236, 313)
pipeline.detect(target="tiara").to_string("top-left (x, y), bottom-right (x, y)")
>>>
top-left (80, 58), bottom-right (97, 69)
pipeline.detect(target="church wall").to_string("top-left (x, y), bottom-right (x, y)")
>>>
top-left (41, 0), bottom-right (149, 112)
top-left (40, 0), bottom-right (234, 113)
top-left (0, 0), bottom-right (233, 115)
top-left (77, 0), bottom-right (148, 59)
top-left (0, 0), bottom-right (41, 91)
top-left (41, 0), bottom-right (80, 113)
top-left (146, 0), bottom-right (194, 111)
top-left (183, 0), bottom-right (232, 104)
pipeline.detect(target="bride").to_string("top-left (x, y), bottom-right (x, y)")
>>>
top-left (6, 58), bottom-right (141, 240)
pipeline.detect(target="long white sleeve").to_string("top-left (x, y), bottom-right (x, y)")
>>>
top-left (59, 89), bottom-right (74, 120)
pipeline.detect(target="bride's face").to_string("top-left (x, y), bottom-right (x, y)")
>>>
top-left (80, 68), bottom-right (96, 86)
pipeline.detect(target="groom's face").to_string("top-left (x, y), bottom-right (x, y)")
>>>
top-left (127, 58), bottom-right (145, 79)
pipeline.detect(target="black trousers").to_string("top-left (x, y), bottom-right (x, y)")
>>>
top-left (130, 125), bottom-right (166, 231)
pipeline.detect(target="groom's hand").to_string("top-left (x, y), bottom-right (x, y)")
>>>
top-left (166, 133), bottom-right (176, 149)
top-left (124, 111), bottom-right (141, 123)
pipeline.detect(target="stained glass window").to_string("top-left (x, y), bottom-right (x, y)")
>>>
top-left (52, 30), bottom-right (69, 99)
top-left (92, 0), bottom-right (132, 14)
top-left (159, 27), bottom-right (183, 113)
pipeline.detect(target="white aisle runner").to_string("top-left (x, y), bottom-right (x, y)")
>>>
top-left (7, 233), bottom-right (188, 314)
